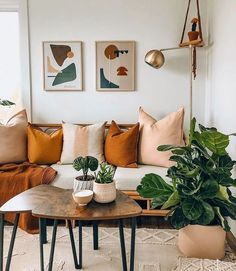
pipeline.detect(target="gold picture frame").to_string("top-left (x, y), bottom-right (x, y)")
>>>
top-left (43, 41), bottom-right (83, 91)
top-left (96, 41), bottom-right (135, 91)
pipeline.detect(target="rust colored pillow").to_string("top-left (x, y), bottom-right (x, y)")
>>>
top-left (105, 121), bottom-right (139, 168)
top-left (28, 124), bottom-right (63, 164)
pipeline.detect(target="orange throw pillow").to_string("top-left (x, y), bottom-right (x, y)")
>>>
top-left (28, 124), bottom-right (63, 164)
top-left (105, 121), bottom-right (139, 168)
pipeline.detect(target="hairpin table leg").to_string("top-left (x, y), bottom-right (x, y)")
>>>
top-left (5, 213), bottom-right (20, 271)
top-left (0, 213), bottom-right (4, 271)
top-left (130, 217), bottom-right (137, 271)
top-left (93, 221), bottom-right (98, 250)
top-left (119, 219), bottom-right (127, 271)
top-left (41, 218), bottom-right (47, 245)
top-left (48, 219), bottom-right (58, 271)
top-left (68, 220), bottom-right (80, 269)
top-left (39, 218), bottom-right (46, 271)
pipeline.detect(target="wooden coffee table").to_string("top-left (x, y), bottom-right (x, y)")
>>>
top-left (0, 185), bottom-right (142, 271)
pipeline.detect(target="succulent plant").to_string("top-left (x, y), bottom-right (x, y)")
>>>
top-left (94, 162), bottom-right (114, 184)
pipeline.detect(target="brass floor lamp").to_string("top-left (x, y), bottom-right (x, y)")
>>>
top-left (145, 46), bottom-right (194, 121)
top-left (144, 0), bottom-right (204, 121)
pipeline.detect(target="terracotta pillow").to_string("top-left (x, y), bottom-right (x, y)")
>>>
top-left (0, 110), bottom-right (28, 164)
top-left (105, 121), bottom-right (139, 168)
top-left (138, 107), bottom-right (185, 167)
top-left (28, 124), bottom-right (63, 164)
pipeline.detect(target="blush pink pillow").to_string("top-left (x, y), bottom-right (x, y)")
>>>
top-left (138, 107), bottom-right (185, 167)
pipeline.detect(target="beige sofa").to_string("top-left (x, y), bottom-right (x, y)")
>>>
top-left (36, 123), bottom-right (170, 216)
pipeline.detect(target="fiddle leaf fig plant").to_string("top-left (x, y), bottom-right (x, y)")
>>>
top-left (73, 156), bottom-right (99, 181)
top-left (137, 118), bottom-right (236, 232)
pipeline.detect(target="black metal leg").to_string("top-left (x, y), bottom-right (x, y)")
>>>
top-left (78, 221), bottom-right (82, 269)
top-left (39, 218), bottom-right (45, 271)
top-left (130, 217), bottom-right (137, 271)
top-left (119, 219), bottom-right (128, 271)
top-left (68, 220), bottom-right (80, 269)
top-left (48, 219), bottom-right (58, 271)
top-left (93, 221), bottom-right (98, 250)
top-left (5, 213), bottom-right (20, 271)
top-left (0, 214), bottom-right (4, 271)
top-left (41, 218), bottom-right (47, 245)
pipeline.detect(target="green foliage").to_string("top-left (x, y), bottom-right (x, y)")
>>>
top-left (94, 162), bottom-right (114, 184)
top-left (137, 118), bottom-right (236, 231)
top-left (0, 99), bottom-right (15, 106)
top-left (73, 156), bottom-right (98, 181)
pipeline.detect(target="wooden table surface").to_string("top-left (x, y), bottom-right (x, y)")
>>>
top-left (0, 185), bottom-right (142, 221)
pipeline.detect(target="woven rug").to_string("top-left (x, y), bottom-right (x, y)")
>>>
top-left (2, 227), bottom-right (236, 271)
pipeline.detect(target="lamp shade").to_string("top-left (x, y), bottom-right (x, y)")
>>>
top-left (144, 50), bottom-right (165, 69)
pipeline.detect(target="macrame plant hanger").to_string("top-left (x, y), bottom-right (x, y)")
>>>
top-left (179, 0), bottom-right (204, 79)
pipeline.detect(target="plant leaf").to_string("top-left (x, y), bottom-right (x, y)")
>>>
top-left (0, 99), bottom-right (15, 106)
top-left (201, 131), bottom-right (229, 156)
top-left (161, 190), bottom-right (180, 209)
top-left (214, 207), bottom-right (230, 231)
top-left (171, 207), bottom-right (190, 229)
top-left (188, 117), bottom-right (196, 145)
top-left (182, 198), bottom-right (203, 220)
top-left (137, 173), bottom-right (173, 199)
top-left (196, 201), bottom-right (215, 225)
top-left (200, 180), bottom-right (219, 199)
top-left (151, 196), bottom-right (169, 209)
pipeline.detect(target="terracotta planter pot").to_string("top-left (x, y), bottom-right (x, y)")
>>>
top-left (188, 31), bottom-right (199, 41)
top-left (73, 176), bottom-right (94, 193)
top-left (93, 181), bottom-right (116, 203)
top-left (178, 225), bottom-right (226, 260)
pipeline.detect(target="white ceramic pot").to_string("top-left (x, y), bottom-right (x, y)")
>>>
top-left (73, 176), bottom-right (94, 193)
top-left (93, 181), bottom-right (116, 203)
top-left (178, 224), bottom-right (226, 259)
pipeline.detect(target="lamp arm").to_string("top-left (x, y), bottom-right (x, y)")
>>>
top-left (160, 46), bottom-right (191, 52)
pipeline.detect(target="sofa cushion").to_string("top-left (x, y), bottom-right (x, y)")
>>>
top-left (60, 122), bottom-right (106, 164)
top-left (28, 124), bottom-right (63, 164)
top-left (138, 107), bottom-right (185, 167)
top-left (114, 165), bottom-right (169, 191)
top-left (105, 121), bottom-right (139, 168)
top-left (0, 110), bottom-right (28, 164)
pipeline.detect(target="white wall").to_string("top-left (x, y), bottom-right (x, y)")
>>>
top-left (24, 0), bottom-right (207, 126)
top-left (206, 0), bottom-right (236, 235)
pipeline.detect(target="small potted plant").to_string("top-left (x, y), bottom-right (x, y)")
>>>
top-left (73, 156), bottom-right (99, 193)
top-left (188, 18), bottom-right (199, 41)
top-left (93, 162), bottom-right (116, 203)
top-left (137, 118), bottom-right (236, 260)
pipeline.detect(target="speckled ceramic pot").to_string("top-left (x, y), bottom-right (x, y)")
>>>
top-left (93, 181), bottom-right (116, 204)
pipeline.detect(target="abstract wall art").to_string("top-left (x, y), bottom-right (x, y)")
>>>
top-left (96, 41), bottom-right (135, 91)
top-left (43, 41), bottom-right (83, 91)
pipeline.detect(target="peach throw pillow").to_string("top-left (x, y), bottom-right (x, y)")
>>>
top-left (28, 124), bottom-right (63, 164)
top-left (0, 110), bottom-right (28, 164)
top-left (138, 107), bottom-right (185, 167)
top-left (105, 121), bottom-right (139, 168)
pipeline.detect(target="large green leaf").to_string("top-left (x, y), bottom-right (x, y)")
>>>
top-left (162, 191), bottom-right (180, 209)
top-left (201, 131), bottom-right (229, 156)
top-left (171, 207), bottom-right (190, 229)
top-left (151, 195), bottom-right (169, 209)
top-left (137, 174), bottom-right (173, 199)
top-left (196, 201), bottom-right (215, 225)
top-left (188, 117), bottom-right (196, 145)
top-left (200, 180), bottom-right (219, 199)
top-left (182, 198), bottom-right (203, 220)
top-left (216, 185), bottom-right (230, 201)
top-left (214, 207), bottom-right (230, 231)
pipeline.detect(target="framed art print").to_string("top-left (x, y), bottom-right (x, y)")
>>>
top-left (96, 41), bottom-right (135, 91)
top-left (43, 41), bottom-right (83, 91)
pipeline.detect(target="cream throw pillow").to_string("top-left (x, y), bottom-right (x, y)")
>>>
top-left (138, 107), bottom-right (185, 167)
top-left (0, 110), bottom-right (28, 164)
top-left (60, 122), bottom-right (106, 164)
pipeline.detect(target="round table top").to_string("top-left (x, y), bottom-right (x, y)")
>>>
top-left (0, 185), bottom-right (142, 221)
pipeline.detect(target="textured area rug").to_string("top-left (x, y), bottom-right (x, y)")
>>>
top-left (2, 227), bottom-right (236, 271)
